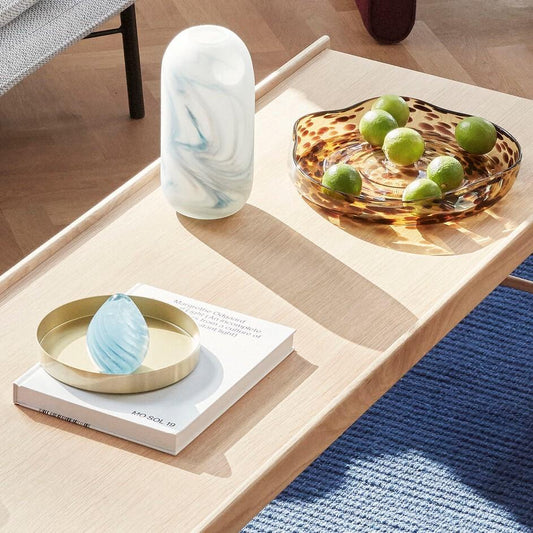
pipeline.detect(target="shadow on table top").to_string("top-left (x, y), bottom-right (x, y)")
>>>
top-left (304, 197), bottom-right (519, 256)
top-left (178, 204), bottom-right (417, 352)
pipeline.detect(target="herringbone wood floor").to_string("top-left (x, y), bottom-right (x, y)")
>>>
top-left (1, 0), bottom-right (532, 273)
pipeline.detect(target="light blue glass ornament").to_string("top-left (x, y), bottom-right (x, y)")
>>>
top-left (87, 294), bottom-right (149, 374)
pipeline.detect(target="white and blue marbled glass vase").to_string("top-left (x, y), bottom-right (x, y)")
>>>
top-left (160, 25), bottom-right (255, 219)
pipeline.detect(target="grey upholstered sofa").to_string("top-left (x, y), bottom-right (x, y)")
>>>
top-left (0, 0), bottom-right (144, 118)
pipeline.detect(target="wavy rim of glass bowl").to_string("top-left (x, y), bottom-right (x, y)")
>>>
top-left (291, 97), bottom-right (523, 208)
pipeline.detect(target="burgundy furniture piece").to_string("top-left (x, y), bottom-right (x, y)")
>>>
top-left (355, 0), bottom-right (417, 43)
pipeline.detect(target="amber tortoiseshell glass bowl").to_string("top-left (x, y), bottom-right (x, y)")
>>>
top-left (291, 97), bottom-right (522, 225)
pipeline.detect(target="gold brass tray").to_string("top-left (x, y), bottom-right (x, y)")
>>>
top-left (37, 295), bottom-right (200, 394)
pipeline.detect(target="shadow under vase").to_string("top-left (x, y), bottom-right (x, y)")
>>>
top-left (177, 204), bottom-right (417, 352)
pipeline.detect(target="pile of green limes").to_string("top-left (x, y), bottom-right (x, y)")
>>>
top-left (320, 95), bottom-right (497, 203)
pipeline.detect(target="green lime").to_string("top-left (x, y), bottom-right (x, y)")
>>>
top-left (426, 155), bottom-right (464, 192)
top-left (455, 116), bottom-right (497, 154)
top-left (382, 127), bottom-right (425, 166)
top-left (402, 178), bottom-right (443, 202)
top-left (359, 109), bottom-right (398, 147)
top-left (322, 163), bottom-right (362, 196)
top-left (372, 94), bottom-right (410, 127)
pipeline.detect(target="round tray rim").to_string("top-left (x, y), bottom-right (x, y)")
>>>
top-left (37, 295), bottom-right (201, 394)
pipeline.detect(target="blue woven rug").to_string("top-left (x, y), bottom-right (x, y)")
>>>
top-left (244, 255), bottom-right (532, 532)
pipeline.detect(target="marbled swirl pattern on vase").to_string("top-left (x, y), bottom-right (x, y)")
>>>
top-left (161, 25), bottom-right (255, 219)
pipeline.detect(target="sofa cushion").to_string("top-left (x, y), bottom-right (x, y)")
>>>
top-left (0, 0), bottom-right (134, 95)
top-left (0, 0), bottom-right (40, 27)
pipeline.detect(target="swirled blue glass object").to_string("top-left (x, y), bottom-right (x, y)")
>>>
top-left (86, 294), bottom-right (150, 374)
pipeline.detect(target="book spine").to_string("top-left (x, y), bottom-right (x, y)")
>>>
top-left (35, 406), bottom-right (91, 428)
top-left (13, 382), bottom-right (176, 454)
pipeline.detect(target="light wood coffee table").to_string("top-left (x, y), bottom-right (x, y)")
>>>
top-left (1, 38), bottom-right (532, 531)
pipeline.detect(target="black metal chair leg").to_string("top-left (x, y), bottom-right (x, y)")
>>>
top-left (120, 4), bottom-right (144, 119)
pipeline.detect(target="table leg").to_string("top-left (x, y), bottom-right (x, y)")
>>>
top-left (501, 275), bottom-right (533, 293)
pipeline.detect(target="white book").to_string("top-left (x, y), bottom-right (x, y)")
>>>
top-left (13, 284), bottom-right (295, 455)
